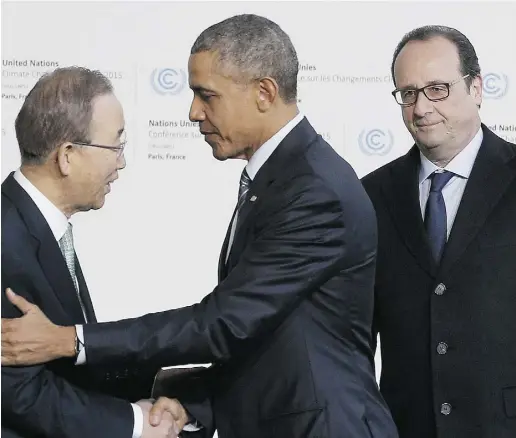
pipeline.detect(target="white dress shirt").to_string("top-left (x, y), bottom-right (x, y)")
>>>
top-left (13, 170), bottom-right (142, 438)
top-left (418, 126), bottom-right (483, 238)
top-left (225, 112), bottom-right (305, 260)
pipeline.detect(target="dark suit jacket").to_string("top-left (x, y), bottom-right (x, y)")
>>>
top-left (362, 124), bottom-right (516, 438)
top-left (81, 118), bottom-right (398, 438)
top-left (1, 173), bottom-right (158, 437)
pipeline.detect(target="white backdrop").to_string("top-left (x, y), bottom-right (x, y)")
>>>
top-left (2, 1), bottom-right (515, 382)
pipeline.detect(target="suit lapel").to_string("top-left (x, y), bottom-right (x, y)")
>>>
top-left (439, 126), bottom-right (516, 273)
top-left (2, 174), bottom-right (86, 323)
top-left (218, 208), bottom-right (237, 282)
top-left (233, 192), bottom-right (255, 238)
top-left (75, 257), bottom-right (96, 322)
top-left (225, 191), bottom-right (258, 273)
top-left (383, 147), bottom-right (437, 277)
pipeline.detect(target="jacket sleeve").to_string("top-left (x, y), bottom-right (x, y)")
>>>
top-left (83, 176), bottom-right (352, 368)
top-left (1, 269), bottom-right (134, 438)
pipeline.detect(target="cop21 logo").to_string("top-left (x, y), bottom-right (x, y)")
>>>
top-left (482, 73), bottom-right (509, 99)
top-left (359, 129), bottom-right (394, 156)
top-left (150, 68), bottom-right (187, 96)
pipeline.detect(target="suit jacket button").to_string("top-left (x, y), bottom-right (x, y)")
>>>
top-left (437, 342), bottom-right (448, 355)
top-left (441, 403), bottom-right (452, 415)
top-left (434, 283), bottom-right (446, 295)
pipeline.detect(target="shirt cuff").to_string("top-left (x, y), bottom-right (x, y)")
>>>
top-left (183, 420), bottom-right (203, 432)
top-left (131, 403), bottom-right (144, 438)
top-left (74, 325), bottom-right (87, 365)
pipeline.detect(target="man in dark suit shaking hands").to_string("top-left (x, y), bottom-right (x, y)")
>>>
top-left (2, 14), bottom-right (397, 438)
top-left (1, 67), bottom-right (183, 437)
top-left (362, 25), bottom-right (516, 438)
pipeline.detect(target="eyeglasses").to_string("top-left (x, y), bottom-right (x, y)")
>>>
top-left (392, 74), bottom-right (470, 106)
top-left (72, 132), bottom-right (127, 158)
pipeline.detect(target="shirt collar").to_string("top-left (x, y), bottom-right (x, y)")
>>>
top-left (13, 169), bottom-right (69, 241)
top-left (245, 112), bottom-right (305, 180)
top-left (419, 126), bottom-right (483, 184)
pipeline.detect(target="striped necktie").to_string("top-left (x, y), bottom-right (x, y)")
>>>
top-left (237, 168), bottom-right (251, 211)
top-left (59, 223), bottom-right (88, 321)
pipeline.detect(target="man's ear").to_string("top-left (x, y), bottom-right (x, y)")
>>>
top-left (256, 77), bottom-right (279, 112)
top-left (55, 142), bottom-right (75, 176)
top-left (471, 75), bottom-right (483, 107)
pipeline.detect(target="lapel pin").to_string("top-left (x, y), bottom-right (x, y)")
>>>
top-left (250, 195), bottom-right (258, 202)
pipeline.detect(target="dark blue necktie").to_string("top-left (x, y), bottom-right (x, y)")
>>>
top-left (424, 171), bottom-right (454, 263)
top-left (237, 168), bottom-right (251, 211)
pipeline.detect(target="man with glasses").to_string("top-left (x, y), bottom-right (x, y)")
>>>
top-left (362, 25), bottom-right (516, 438)
top-left (1, 67), bottom-right (183, 437)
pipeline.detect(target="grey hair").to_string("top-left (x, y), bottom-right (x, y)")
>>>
top-left (391, 25), bottom-right (481, 88)
top-left (191, 14), bottom-right (299, 103)
top-left (15, 66), bottom-right (113, 165)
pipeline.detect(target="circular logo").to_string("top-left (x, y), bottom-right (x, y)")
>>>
top-left (359, 129), bottom-right (394, 156)
top-left (483, 73), bottom-right (509, 99)
top-left (150, 68), bottom-right (186, 95)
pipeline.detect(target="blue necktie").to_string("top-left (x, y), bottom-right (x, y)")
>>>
top-left (424, 171), bottom-right (454, 263)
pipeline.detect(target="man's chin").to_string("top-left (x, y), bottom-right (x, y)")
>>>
top-left (214, 154), bottom-right (228, 162)
top-left (89, 198), bottom-right (106, 211)
top-left (211, 148), bottom-right (228, 161)
top-left (210, 143), bottom-right (246, 161)
top-left (415, 135), bottom-right (445, 153)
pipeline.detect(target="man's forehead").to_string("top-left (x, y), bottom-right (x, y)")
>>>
top-left (188, 64), bottom-right (229, 91)
top-left (91, 93), bottom-right (122, 113)
top-left (394, 43), bottom-right (461, 84)
top-left (89, 95), bottom-right (124, 135)
top-left (189, 51), bottom-right (217, 69)
top-left (396, 38), bottom-right (459, 68)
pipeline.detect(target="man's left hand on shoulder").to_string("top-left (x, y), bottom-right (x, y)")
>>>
top-left (1, 288), bottom-right (75, 366)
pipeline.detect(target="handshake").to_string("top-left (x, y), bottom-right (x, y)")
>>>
top-left (136, 397), bottom-right (189, 438)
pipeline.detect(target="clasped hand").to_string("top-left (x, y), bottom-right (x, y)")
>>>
top-left (1, 288), bottom-right (190, 437)
top-left (137, 398), bottom-right (189, 438)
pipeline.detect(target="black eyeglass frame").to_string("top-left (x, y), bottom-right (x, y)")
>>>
top-left (391, 74), bottom-right (470, 106)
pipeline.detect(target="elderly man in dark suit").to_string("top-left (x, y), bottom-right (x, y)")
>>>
top-left (1, 14), bottom-right (397, 438)
top-left (362, 25), bottom-right (516, 438)
top-left (1, 67), bottom-right (181, 438)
